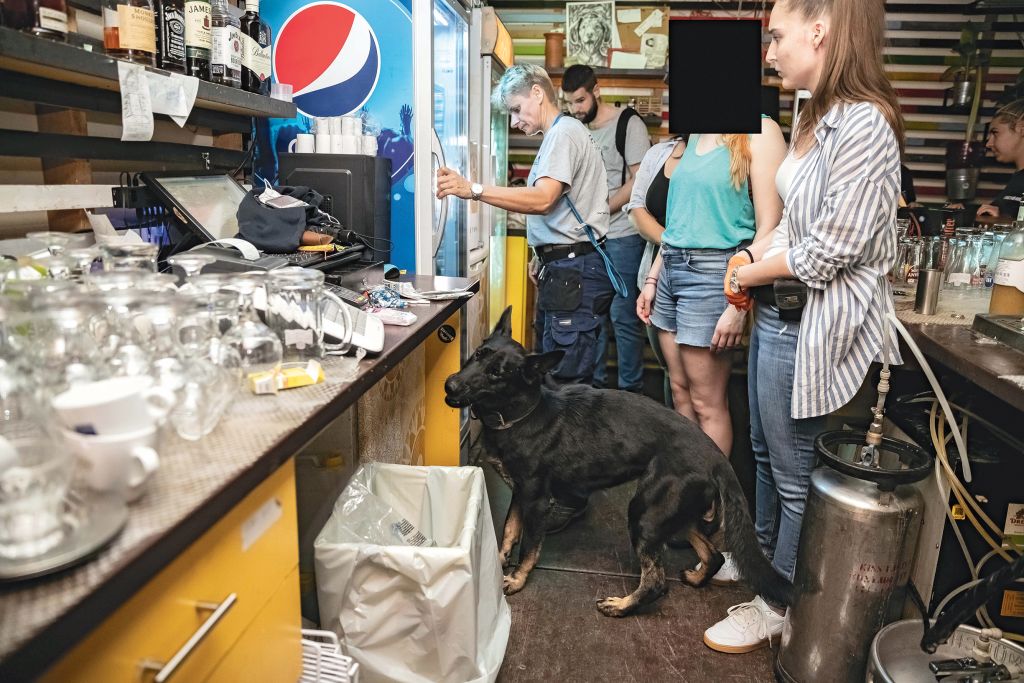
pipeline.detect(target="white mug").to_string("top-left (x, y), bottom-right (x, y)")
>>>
top-left (340, 134), bottom-right (360, 154)
top-left (63, 426), bottom-right (160, 501)
top-left (327, 116), bottom-right (343, 135)
top-left (341, 116), bottom-right (360, 136)
top-left (330, 134), bottom-right (345, 154)
top-left (315, 133), bottom-right (332, 154)
top-left (52, 376), bottom-right (176, 436)
top-left (288, 133), bottom-right (314, 154)
top-left (362, 134), bottom-right (378, 156)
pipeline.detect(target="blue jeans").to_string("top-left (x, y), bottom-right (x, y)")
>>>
top-left (538, 250), bottom-right (615, 384)
top-left (592, 233), bottom-right (647, 391)
top-left (748, 303), bottom-right (827, 582)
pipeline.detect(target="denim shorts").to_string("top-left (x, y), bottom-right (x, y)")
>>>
top-left (650, 244), bottom-right (734, 348)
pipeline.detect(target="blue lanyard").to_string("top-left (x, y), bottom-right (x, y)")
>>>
top-left (551, 114), bottom-right (629, 298)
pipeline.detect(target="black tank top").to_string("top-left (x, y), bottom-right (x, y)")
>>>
top-left (645, 160), bottom-right (671, 226)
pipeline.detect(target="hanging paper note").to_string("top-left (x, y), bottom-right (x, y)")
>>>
top-left (617, 8), bottom-right (641, 23)
top-left (634, 9), bottom-right (664, 37)
top-left (118, 61), bottom-right (154, 142)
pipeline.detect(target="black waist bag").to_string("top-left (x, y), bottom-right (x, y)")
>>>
top-left (537, 264), bottom-right (583, 312)
top-left (773, 278), bottom-right (808, 321)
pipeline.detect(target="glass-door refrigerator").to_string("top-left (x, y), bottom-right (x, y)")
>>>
top-left (413, 0), bottom-right (470, 279)
top-left (466, 5), bottom-right (512, 356)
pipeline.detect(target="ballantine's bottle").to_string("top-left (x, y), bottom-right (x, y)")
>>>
top-left (240, 0), bottom-right (270, 94)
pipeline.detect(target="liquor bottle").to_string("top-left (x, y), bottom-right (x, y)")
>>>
top-left (989, 205), bottom-right (1024, 316)
top-left (103, 0), bottom-right (157, 66)
top-left (184, 0), bottom-right (210, 80)
top-left (240, 0), bottom-right (270, 95)
top-left (156, 0), bottom-right (186, 73)
top-left (209, 0), bottom-right (240, 88)
top-left (21, 0), bottom-right (68, 40)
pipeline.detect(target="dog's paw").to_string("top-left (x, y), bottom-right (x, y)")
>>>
top-left (682, 568), bottom-right (705, 587)
top-left (498, 550), bottom-right (511, 569)
top-left (502, 573), bottom-right (525, 595)
top-left (596, 596), bottom-right (631, 618)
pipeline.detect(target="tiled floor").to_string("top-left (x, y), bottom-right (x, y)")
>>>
top-left (486, 471), bottom-right (777, 683)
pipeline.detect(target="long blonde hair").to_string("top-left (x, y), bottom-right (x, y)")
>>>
top-left (784, 0), bottom-right (904, 153)
top-left (722, 134), bottom-right (751, 190)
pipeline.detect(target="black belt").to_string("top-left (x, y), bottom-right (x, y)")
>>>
top-left (534, 238), bottom-right (604, 265)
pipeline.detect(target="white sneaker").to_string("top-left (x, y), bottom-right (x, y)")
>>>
top-left (694, 551), bottom-right (740, 586)
top-left (703, 595), bottom-right (786, 654)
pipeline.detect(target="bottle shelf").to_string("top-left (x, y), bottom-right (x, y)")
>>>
top-left (0, 26), bottom-right (295, 120)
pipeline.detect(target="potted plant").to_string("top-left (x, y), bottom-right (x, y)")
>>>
top-left (944, 23), bottom-right (989, 202)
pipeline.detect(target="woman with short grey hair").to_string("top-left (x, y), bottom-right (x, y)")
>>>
top-left (437, 63), bottom-right (618, 391)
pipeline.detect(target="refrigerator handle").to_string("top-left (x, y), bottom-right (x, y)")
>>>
top-left (432, 128), bottom-right (448, 258)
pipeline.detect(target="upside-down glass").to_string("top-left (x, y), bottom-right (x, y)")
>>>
top-left (221, 273), bottom-right (283, 378)
top-left (100, 242), bottom-right (159, 272)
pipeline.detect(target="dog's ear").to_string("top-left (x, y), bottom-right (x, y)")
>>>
top-left (492, 306), bottom-right (514, 338)
top-left (524, 350), bottom-right (564, 381)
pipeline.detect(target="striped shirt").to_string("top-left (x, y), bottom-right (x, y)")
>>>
top-left (781, 101), bottom-right (902, 419)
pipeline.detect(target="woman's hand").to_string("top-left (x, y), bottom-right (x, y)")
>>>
top-left (436, 167), bottom-right (471, 200)
top-left (976, 203), bottom-right (999, 218)
top-left (636, 280), bottom-right (657, 324)
top-left (710, 305), bottom-right (746, 353)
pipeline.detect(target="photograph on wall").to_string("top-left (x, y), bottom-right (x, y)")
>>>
top-left (566, 1), bottom-right (616, 67)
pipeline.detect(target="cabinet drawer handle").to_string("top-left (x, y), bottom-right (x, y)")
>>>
top-left (139, 593), bottom-right (237, 682)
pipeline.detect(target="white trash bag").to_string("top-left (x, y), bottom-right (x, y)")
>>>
top-left (314, 463), bottom-right (510, 683)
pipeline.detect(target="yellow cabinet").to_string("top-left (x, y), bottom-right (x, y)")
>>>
top-left (43, 461), bottom-right (300, 683)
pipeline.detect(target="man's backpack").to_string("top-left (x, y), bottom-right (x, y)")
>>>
top-left (615, 106), bottom-right (643, 186)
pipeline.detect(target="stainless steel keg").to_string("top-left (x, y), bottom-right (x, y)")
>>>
top-left (776, 431), bottom-right (932, 683)
top-left (867, 620), bottom-right (1024, 682)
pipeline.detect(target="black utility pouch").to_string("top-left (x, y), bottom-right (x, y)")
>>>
top-left (773, 278), bottom-right (808, 321)
top-left (538, 264), bottom-right (583, 311)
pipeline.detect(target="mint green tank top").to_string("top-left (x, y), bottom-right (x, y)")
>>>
top-left (662, 133), bottom-right (755, 250)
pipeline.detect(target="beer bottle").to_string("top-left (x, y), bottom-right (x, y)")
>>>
top-left (240, 0), bottom-right (270, 95)
top-left (209, 0), bottom-right (239, 88)
top-left (184, 0), bottom-right (210, 80)
top-left (29, 0), bottom-right (69, 41)
top-left (102, 0), bottom-right (157, 66)
top-left (156, 0), bottom-right (186, 73)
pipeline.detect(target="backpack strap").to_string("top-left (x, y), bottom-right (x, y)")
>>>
top-left (615, 107), bottom-right (643, 186)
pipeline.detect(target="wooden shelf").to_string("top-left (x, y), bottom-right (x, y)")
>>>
top-left (0, 26), bottom-right (295, 120)
top-left (548, 67), bottom-right (665, 79)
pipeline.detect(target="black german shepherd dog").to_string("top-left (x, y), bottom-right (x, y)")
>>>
top-left (444, 307), bottom-right (792, 617)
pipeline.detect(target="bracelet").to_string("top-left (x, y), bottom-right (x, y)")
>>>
top-left (739, 247), bottom-right (754, 263)
top-left (644, 277), bottom-right (658, 285)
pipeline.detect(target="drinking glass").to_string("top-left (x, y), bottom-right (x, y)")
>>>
top-left (265, 267), bottom-right (352, 360)
top-left (100, 242), bottom-right (159, 272)
top-left (0, 422), bottom-right (73, 559)
top-left (167, 253), bottom-right (216, 291)
top-left (895, 218), bottom-right (911, 241)
top-left (222, 274), bottom-right (283, 378)
top-left (25, 231), bottom-right (87, 257)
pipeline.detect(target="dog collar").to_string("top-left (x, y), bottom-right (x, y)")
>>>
top-left (470, 397), bottom-right (540, 431)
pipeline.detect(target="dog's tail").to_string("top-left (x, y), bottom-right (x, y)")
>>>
top-left (715, 462), bottom-right (794, 607)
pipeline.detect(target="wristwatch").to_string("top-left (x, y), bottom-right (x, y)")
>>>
top-left (729, 266), bottom-right (742, 294)
top-left (470, 183), bottom-right (484, 201)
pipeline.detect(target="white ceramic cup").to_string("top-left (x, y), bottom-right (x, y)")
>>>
top-left (362, 134), bottom-right (378, 156)
top-left (340, 134), bottom-right (360, 154)
top-left (51, 376), bottom-right (176, 436)
top-left (63, 426), bottom-right (159, 501)
top-left (330, 134), bottom-right (345, 154)
top-left (314, 133), bottom-right (332, 154)
top-left (327, 116), bottom-right (343, 135)
top-left (288, 133), bottom-right (314, 154)
top-left (341, 116), bottom-right (360, 136)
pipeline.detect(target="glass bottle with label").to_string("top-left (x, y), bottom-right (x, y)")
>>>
top-left (156, 0), bottom-right (186, 73)
top-left (209, 0), bottom-right (240, 88)
top-left (240, 0), bottom-right (270, 95)
top-left (183, 0), bottom-right (210, 80)
top-left (29, 0), bottom-right (69, 41)
top-left (103, 0), bottom-right (157, 66)
top-left (989, 204), bottom-right (1024, 318)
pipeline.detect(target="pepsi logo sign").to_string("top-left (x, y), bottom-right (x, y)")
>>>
top-left (273, 2), bottom-right (381, 119)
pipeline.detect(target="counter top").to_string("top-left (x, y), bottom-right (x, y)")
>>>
top-left (0, 275), bottom-right (476, 680)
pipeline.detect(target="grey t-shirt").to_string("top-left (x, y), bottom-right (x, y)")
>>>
top-left (590, 110), bottom-right (651, 238)
top-left (526, 116), bottom-right (610, 247)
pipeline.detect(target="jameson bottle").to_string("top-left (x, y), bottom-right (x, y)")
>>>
top-left (184, 0), bottom-right (210, 80)
top-left (103, 0), bottom-right (157, 66)
top-left (209, 0), bottom-right (240, 88)
top-left (156, 0), bottom-right (186, 73)
top-left (240, 0), bottom-right (270, 94)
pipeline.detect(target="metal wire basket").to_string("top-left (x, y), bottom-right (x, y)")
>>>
top-left (300, 629), bottom-right (360, 683)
